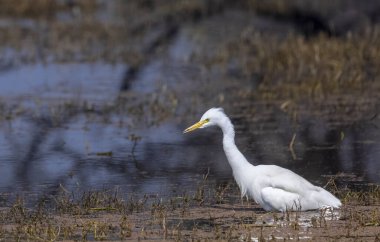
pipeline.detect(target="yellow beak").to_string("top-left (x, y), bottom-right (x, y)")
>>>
top-left (183, 120), bottom-right (209, 133)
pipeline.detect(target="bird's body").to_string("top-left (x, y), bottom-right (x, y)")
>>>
top-left (184, 107), bottom-right (341, 211)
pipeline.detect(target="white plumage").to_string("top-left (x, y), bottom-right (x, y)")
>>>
top-left (184, 107), bottom-right (341, 211)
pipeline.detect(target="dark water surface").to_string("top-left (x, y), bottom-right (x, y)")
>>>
top-left (0, 1), bottom-right (379, 205)
top-left (0, 61), bottom-right (379, 204)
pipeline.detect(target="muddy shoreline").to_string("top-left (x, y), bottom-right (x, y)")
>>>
top-left (0, 181), bottom-right (379, 241)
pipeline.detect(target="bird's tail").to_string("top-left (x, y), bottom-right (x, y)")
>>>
top-left (315, 189), bottom-right (341, 208)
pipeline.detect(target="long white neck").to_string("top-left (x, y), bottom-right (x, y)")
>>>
top-left (219, 116), bottom-right (253, 173)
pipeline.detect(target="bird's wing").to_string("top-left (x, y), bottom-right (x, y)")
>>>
top-left (255, 166), bottom-right (340, 211)
top-left (261, 187), bottom-right (301, 211)
top-left (258, 165), bottom-right (320, 196)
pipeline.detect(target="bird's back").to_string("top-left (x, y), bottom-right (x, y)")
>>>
top-left (255, 165), bottom-right (317, 193)
top-left (250, 165), bottom-right (341, 211)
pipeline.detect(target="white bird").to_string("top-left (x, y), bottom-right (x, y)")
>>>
top-left (183, 107), bottom-right (341, 212)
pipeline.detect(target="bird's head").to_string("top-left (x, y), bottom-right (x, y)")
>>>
top-left (183, 107), bottom-right (226, 133)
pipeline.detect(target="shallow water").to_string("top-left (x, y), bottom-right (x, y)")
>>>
top-left (0, 1), bottom-right (379, 205)
top-left (0, 60), bottom-right (379, 205)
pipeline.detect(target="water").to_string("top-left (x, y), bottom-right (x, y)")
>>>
top-left (0, 62), bottom-right (124, 104)
top-left (0, 60), bottom-right (379, 203)
top-left (0, 2), bottom-right (379, 204)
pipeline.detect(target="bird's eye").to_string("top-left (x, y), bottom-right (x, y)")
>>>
top-left (205, 118), bottom-right (210, 122)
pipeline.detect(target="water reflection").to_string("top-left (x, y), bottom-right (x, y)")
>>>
top-left (0, 62), bottom-right (124, 103)
top-left (0, 90), bottom-right (379, 200)
top-left (0, 44), bottom-right (379, 202)
top-left (0, 1), bottom-right (379, 204)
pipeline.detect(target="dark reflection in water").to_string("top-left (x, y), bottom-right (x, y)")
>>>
top-left (0, 1), bottom-right (379, 205)
top-left (0, 48), bottom-right (379, 203)
top-left (0, 64), bottom-right (379, 202)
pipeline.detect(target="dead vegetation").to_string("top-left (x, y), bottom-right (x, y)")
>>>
top-left (220, 30), bottom-right (380, 100)
top-left (0, 0), bottom-right (97, 18)
top-left (0, 180), bottom-right (379, 241)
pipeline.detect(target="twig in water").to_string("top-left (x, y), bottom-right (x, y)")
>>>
top-left (289, 133), bottom-right (297, 160)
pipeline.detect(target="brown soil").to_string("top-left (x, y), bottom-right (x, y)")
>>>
top-left (0, 200), bottom-right (379, 241)
top-left (0, 182), bottom-right (379, 241)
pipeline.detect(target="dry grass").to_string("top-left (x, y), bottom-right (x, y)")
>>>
top-left (0, 181), bottom-right (379, 241)
top-left (0, 0), bottom-right (97, 18)
top-left (215, 29), bottom-right (380, 101)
